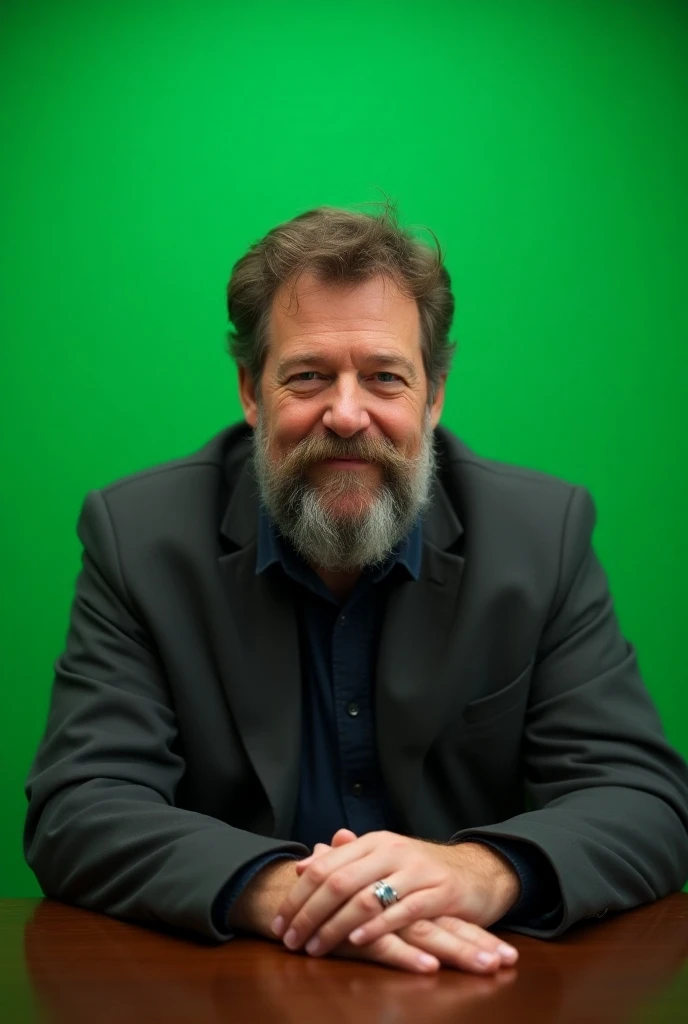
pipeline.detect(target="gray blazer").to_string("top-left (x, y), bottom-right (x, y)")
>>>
top-left (24, 422), bottom-right (688, 941)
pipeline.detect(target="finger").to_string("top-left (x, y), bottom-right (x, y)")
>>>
top-left (311, 875), bottom-right (441, 957)
top-left (295, 832), bottom-right (372, 875)
top-left (295, 848), bottom-right (326, 874)
top-left (397, 919), bottom-right (508, 974)
top-left (344, 876), bottom-right (448, 948)
top-left (349, 904), bottom-right (519, 965)
top-left (401, 921), bottom-right (518, 974)
top-left (271, 843), bottom-right (331, 938)
top-left (331, 829), bottom-right (358, 846)
top-left (434, 916), bottom-right (519, 965)
top-left (283, 851), bottom-right (400, 951)
top-left (274, 838), bottom-right (383, 941)
top-left (295, 833), bottom-right (353, 874)
top-left (336, 931), bottom-right (440, 974)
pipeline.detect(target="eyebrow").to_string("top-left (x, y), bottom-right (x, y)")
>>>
top-left (275, 352), bottom-right (419, 381)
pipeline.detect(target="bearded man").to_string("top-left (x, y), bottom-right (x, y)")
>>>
top-left (24, 206), bottom-right (688, 975)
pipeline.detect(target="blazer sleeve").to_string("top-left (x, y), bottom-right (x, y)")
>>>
top-left (23, 490), bottom-right (309, 941)
top-left (450, 485), bottom-right (688, 938)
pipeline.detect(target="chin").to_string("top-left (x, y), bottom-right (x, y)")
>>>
top-left (316, 488), bottom-right (375, 519)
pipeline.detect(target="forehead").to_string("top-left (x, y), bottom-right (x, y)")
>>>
top-left (267, 272), bottom-right (421, 357)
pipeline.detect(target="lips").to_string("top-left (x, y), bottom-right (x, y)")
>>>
top-left (324, 457), bottom-right (369, 464)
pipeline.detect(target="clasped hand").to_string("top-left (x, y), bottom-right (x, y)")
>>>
top-left (271, 828), bottom-right (520, 974)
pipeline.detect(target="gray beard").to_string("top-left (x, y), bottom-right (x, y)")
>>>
top-left (251, 412), bottom-right (438, 572)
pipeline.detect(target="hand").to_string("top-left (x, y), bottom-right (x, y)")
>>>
top-left (272, 828), bottom-right (521, 960)
top-left (274, 830), bottom-right (520, 974)
top-left (334, 913), bottom-right (519, 974)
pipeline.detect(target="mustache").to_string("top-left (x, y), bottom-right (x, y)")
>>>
top-left (276, 432), bottom-right (414, 477)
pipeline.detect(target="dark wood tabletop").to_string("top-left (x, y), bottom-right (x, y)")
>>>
top-left (1, 895), bottom-right (687, 1023)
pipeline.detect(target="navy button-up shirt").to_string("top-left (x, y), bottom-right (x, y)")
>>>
top-left (212, 506), bottom-right (563, 934)
top-left (259, 499), bottom-right (422, 848)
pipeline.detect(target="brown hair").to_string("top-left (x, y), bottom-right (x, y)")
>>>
top-left (226, 202), bottom-right (456, 404)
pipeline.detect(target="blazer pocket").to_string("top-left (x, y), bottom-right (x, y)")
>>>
top-left (462, 658), bottom-right (534, 727)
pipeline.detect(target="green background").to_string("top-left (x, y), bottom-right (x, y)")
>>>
top-left (1, 0), bottom-right (686, 898)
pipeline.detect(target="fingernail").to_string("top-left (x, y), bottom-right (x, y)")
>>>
top-left (349, 928), bottom-right (365, 944)
top-left (271, 916), bottom-right (285, 936)
top-left (418, 953), bottom-right (439, 969)
top-left (283, 928), bottom-right (298, 949)
top-left (476, 951), bottom-right (498, 966)
top-left (498, 943), bottom-right (518, 960)
top-left (305, 937), bottom-right (320, 955)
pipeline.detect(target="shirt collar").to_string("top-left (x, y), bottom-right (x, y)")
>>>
top-left (256, 503), bottom-right (422, 583)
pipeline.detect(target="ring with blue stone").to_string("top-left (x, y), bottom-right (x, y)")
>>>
top-left (372, 880), bottom-right (400, 909)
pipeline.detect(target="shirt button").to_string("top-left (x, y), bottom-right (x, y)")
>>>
top-left (352, 782), bottom-right (363, 796)
top-left (347, 702), bottom-right (360, 717)
top-left (339, 614), bottom-right (347, 624)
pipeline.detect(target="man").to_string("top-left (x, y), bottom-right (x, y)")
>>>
top-left (24, 205), bottom-right (688, 975)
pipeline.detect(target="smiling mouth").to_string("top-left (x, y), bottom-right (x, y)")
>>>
top-left (323, 457), bottom-right (370, 464)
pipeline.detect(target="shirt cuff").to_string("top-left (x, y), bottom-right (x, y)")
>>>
top-left (455, 836), bottom-right (563, 928)
top-left (211, 852), bottom-right (301, 937)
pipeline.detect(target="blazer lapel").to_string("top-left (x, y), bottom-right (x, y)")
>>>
top-left (216, 460), bottom-right (302, 839)
top-left (376, 480), bottom-right (468, 838)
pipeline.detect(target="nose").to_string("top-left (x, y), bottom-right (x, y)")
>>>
top-left (321, 376), bottom-right (371, 437)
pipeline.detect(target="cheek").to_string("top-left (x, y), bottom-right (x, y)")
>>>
top-left (375, 405), bottom-right (423, 453)
top-left (269, 400), bottom-right (322, 450)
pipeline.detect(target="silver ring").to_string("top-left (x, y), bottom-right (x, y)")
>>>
top-left (372, 880), bottom-right (399, 909)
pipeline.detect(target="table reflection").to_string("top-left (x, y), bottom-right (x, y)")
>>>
top-left (21, 897), bottom-right (688, 1024)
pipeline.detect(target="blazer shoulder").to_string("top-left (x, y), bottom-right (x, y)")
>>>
top-left (94, 422), bottom-right (252, 501)
top-left (434, 426), bottom-right (594, 549)
top-left (75, 423), bottom-right (254, 556)
top-left (436, 425), bottom-right (585, 498)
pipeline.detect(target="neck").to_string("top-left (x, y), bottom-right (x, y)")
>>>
top-left (313, 565), bottom-right (362, 603)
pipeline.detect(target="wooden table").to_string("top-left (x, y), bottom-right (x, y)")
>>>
top-left (1, 896), bottom-right (687, 1023)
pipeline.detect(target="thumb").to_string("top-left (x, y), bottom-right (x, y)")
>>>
top-left (296, 831), bottom-right (358, 875)
top-left (331, 828), bottom-right (358, 847)
top-left (295, 841), bottom-right (331, 875)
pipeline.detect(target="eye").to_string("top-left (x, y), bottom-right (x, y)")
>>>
top-left (375, 372), bottom-right (402, 384)
top-left (290, 371), bottom-right (322, 382)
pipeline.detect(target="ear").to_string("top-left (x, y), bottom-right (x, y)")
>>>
top-left (238, 366), bottom-right (259, 427)
top-left (429, 374), bottom-right (447, 429)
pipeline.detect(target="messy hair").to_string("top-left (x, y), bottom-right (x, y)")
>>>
top-left (226, 201), bottom-right (456, 404)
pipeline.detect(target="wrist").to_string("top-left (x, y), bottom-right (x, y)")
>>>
top-left (445, 840), bottom-right (522, 923)
top-left (227, 858), bottom-right (301, 938)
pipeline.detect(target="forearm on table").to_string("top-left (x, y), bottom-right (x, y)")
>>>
top-left (227, 858), bottom-right (302, 937)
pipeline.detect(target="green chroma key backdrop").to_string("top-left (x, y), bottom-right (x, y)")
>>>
top-left (1, 0), bottom-right (686, 897)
